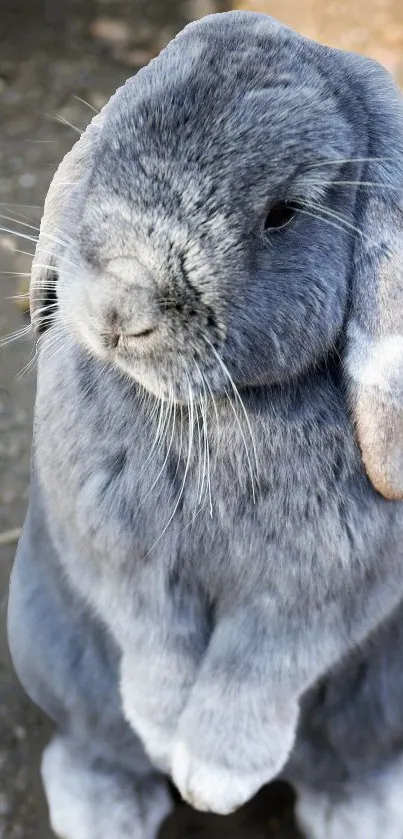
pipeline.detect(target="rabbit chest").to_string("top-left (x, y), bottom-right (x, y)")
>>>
top-left (34, 339), bottom-right (403, 633)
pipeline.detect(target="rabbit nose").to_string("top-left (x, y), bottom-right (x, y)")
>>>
top-left (103, 305), bottom-right (158, 348)
top-left (103, 328), bottom-right (156, 350)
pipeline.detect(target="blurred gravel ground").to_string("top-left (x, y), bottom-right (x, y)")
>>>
top-left (0, 1), bottom-right (301, 836)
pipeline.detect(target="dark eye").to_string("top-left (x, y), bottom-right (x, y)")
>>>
top-left (264, 201), bottom-right (298, 231)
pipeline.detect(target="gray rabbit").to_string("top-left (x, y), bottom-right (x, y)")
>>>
top-left (7, 10), bottom-right (403, 839)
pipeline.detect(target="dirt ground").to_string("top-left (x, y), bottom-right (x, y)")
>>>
top-left (1, 0), bottom-right (402, 836)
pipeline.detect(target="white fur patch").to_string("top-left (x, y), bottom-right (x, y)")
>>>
top-left (120, 687), bottom-right (174, 774)
top-left (296, 756), bottom-right (403, 839)
top-left (41, 736), bottom-right (172, 839)
top-left (171, 741), bottom-right (269, 815)
top-left (347, 321), bottom-right (403, 395)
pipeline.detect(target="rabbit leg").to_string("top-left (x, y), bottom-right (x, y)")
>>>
top-left (7, 503), bottom-right (173, 839)
top-left (169, 598), bottom-right (301, 814)
top-left (118, 564), bottom-right (209, 773)
top-left (170, 573), bottom-right (403, 815)
top-left (41, 735), bottom-right (171, 839)
top-left (295, 758), bottom-right (403, 839)
top-left (287, 603), bottom-right (403, 839)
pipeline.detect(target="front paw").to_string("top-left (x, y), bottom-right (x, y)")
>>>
top-left (120, 655), bottom-right (189, 773)
top-left (172, 741), bottom-right (275, 814)
top-left (171, 701), bottom-right (299, 814)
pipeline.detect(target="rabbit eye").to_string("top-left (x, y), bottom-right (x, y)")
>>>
top-left (264, 201), bottom-right (298, 231)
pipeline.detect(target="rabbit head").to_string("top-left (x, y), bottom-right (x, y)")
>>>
top-left (31, 11), bottom-right (403, 500)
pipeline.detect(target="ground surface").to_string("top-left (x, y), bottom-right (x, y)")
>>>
top-left (1, 0), bottom-right (402, 836)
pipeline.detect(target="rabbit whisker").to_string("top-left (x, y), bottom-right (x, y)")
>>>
top-left (194, 358), bottom-right (217, 512)
top-left (36, 318), bottom-right (58, 330)
top-left (32, 320), bottom-right (69, 353)
top-left (199, 394), bottom-right (209, 511)
top-left (202, 367), bottom-right (221, 445)
top-left (295, 204), bottom-right (357, 238)
top-left (80, 361), bottom-right (108, 402)
top-left (172, 399), bottom-right (184, 487)
top-left (194, 400), bottom-right (205, 506)
top-left (73, 95), bottom-right (99, 114)
top-left (307, 180), bottom-right (398, 190)
top-left (31, 302), bottom-right (58, 318)
top-left (187, 374), bottom-right (196, 478)
top-left (140, 391), bottom-right (176, 506)
top-left (39, 231), bottom-right (70, 249)
top-left (206, 339), bottom-right (259, 501)
top-left (17, 347), bottom-right (38, 380)
top-left (0, 324), bottom-right (33, 348)
top-left (1, 207), bottom-right (40, 225)
top-left (42, 341), bottom-right (71, 370)
top-left (146, 387), bottom-right (163, 427)
top-left (54, 114), bottom-right (83, 135)
top-left (12, 248), bottom-right (35, 258)
top-left (33, 253), bottom-right (75, 269)
top-left (1, 271), bottom-right (31, 277)
top-left (37, 324), bottom-right (76, 373)
top-left (202, 379), bottom-right (213, 517)
top-left (195, 378), bottom-right (210, 513)
top-left (302, 200), bottom-right (368, 238)
top-left (144, 375), bottom-right (195, 558)
top-left (0, 225), bottom-right (39, 245)
top-left (0, 202), bottom-right (41, 208)
top-left (31, 314), bottom-right (58, 330)
top-left (136, 394), bottom-right (167, 483)
top-left (38, 329), bottom-right (69, 354)
top-left (30, 269), bottom-right (58, 277)
top-left (307, 156), bottom-right (393, 169)
top-left (25, 286), bottom-right (58, 296)
top-left (0, 213), bottom-right (40, 232)
top-left (35, 322), bottom-right (63, 347)
top-left (297, 202), bottom-right (376, 245)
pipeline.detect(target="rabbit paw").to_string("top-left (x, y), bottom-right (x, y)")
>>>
top-left (172, 741), bottom-right (273, 814)
top-left (120, 652), bottom-right (197, 773)
top-left (171, 701), bottom-right (299, 814)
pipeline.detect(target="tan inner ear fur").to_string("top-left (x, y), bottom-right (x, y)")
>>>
top-left (356, 394), bottom-right (403, 501)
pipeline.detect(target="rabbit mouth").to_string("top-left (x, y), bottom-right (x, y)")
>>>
top-left (109, 349), bottom-right (226, 406)
top-left (61, 304), bottom-right (225, 404)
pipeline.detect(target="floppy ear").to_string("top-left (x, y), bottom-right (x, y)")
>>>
top-left (30, 110), bottom-right (104, 332)
top-left (342, 54), bottom-right (403, 500)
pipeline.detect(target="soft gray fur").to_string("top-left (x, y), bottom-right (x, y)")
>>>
top-left (8, 10), bottom-right (403, 838)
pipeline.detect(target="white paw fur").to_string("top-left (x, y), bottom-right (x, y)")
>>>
top-left (296, 756), bottom-right (403, 839)
top-left (41, 736), bottom-right (172, 839)
top-left (171, 740), bottom-right (270, 815)
top-left (120, 694), bottom-right (174, 774)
